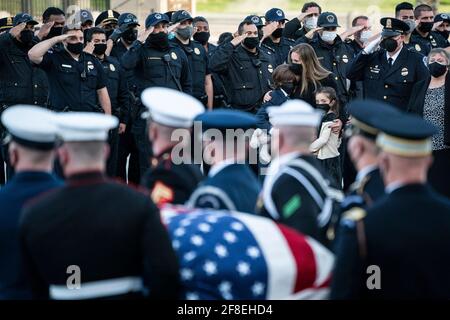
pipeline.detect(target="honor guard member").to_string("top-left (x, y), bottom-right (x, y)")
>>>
top-left (20, 112), bottom-right (180, 300)
top-left (85, 27), bottom-right (130, 177)
top-left (395, 2), bottom-right (428, 55)
top-left (257, 100), bottom-right (344, 248)
top-left (296, 12), bottom-right (354, 106)
top-left (283, 2), bottom-right (322, 40)
top-left (411, 4), bottom-right (449, 57)
top-left (331, 114), bottom-right (450, 299)
top-left (140, 87), bottom-right (204, 206)
top-left (260, 8), bottom-right (295, 68)
top-left (0, 106), bottom-right (62, 299)
top-left (95, 9), bottom-right (120, 37)
top-left (187, 110), bottom-right (261, 213)
top-left (28, 25), bottom-right (112, 114)
top-left (170, 10), bottom-right (214, 108)
top-left (340, 99), bottom-right (401, 213)
top-left (121, 12), bottom-right (192, 179)
top-left (434, 13), bottom-right (450, 41)
top-left (0, 16), bottom-right (14, 34)
top-left (346, 18), bottom-right (429, 111)
top-left (209, 20), bottom-right (273, 113)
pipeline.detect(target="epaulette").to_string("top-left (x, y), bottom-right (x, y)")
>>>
top-left (342, 207), bottom-right (367, 222)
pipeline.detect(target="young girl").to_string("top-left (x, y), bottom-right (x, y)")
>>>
top-left (310, 87), bottom-right (342, 187)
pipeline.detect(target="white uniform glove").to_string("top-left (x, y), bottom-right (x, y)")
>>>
top-left (363, 36), bottom-right (382, 54)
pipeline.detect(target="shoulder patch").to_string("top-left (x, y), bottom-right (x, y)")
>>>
top-left (343, 207), bottom-right (367, 222)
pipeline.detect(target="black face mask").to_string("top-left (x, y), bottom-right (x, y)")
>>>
top-left (122, 28), bottom-right (138, 43)
top-left (146, 32), bottom-right (170, 51)
top-left (316, 103), bottom-right (331, 111)
top-left (419, 22), bottom-right (433, 33)
top-left (193, 31), bottom-right (210, 45)
top-left (437, 30), bottom-right (450, 40)
top-left (66, 42), bottom-right (84, 55)
top-left (272, 28), bottom-right (283, 39)
top-left (19, 29), bottom-right (34, 46)
top-left (243, 37), bottom-right (259, 50)
top-left (47, 26), bottom-right (63, 39)
top-left (429, 62), bottom-right (448, 77)
top-left (280, 83), bottom-right (295, 95)
top-left (289, 63), bottom-right (303, 76)
top-left (380, 38), bottom-right (398, 53)
top-left (93, 43), bottom-right (107, 55)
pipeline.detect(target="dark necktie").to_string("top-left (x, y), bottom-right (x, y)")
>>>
top-left (388, 57), bottom-right (393, 68)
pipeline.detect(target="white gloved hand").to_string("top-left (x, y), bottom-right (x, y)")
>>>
top-left (363, 36), bottom-right (382, 54)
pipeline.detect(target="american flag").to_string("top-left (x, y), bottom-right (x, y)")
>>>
top-left (161, 206), bottom-right (335, 300)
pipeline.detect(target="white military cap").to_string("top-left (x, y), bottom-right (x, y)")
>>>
top-left (55, 112), bottom-right (119, 142)
top-left (1, 105), bottom-right (58, 150)
top-left (141, 87), bottom-right (205, 128)
top-left (268, 100), bottom-right (322, 127)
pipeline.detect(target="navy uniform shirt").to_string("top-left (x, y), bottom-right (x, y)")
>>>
top-left (331, 184), bottom-right (450, 299)
top-left (187, 163), bottom-right (261, 214)
top-left (411, 29), bottom-right (449, 57)
top-left (38, 48), bottom-right (107, 112)
top-left (171, 38), bottom-right (210, 101)
top-left (0, 33), bottom-right (48, 107)
top-left (99, 55), bottom-right (130, 124)
top-left (346, 46), bottom-right (430, 111)
top-left (261, 36), bottom-right (295, 68)
top-left (0, 171), bottom-right (62, 299)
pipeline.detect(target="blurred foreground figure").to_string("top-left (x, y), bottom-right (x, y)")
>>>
top-left (0, 106), bottom-right (62, 299)
top-left (332, 112), bottom-right (450, 299)
top-left (162, 206), bottom-right (334, 300)
top-left (20, 112), bottom-right (179, 300)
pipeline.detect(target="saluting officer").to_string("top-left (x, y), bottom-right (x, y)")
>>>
top-left (260, 8), bottom-right (295, 68)
top-left (170, 10), bottom-right (214, 108)
top-left (256, 100), bottom-right (343, 249)
top-left (187, 109), bottom-right (261, 213)
top-left (0, 106), bottom-right (62, 299)
top-left (209, 20), bottom-right (273, 113)
top-left (140, 87), bottom-right (204, 206)
top-left (20, 112), bottom-right (180, 300)
top-left (85, 27), bottom-right (130, 177)
top-left (340, 99), bottom-right (400, 213)
top-left (331, 113), bottom-right (450, 299)
top-left (296, 12), bottom-right (354, 106)
top-left (108, 13), bottom-right (139, 60)
top-left (346, 18), bottom-right (429, 111)
top-left (28, 25), bottom-right (111, 114)
top-left (95, 9), bottom-right (120, 38)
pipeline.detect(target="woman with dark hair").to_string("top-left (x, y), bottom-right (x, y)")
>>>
top-left (407, 48), bottom-right (450, 198)
top-left (256, 64), bottom-right (298, 131)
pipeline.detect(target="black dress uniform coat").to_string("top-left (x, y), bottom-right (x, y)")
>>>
top-left (331, 184), bottom-right (450, 299)
top-left (296, 35), bottom-right (354, 105)
top-left (346, 46), bottom-right (429, 111)
top-left (142, 148), bottom-right (204, 206)
top-left (0, 33), bottom-right (48, 107)
top-left (209, 42), bottom-right (273, 112)
top-left (261, 37), bottom-right (295, 68)
top-left (20, 172), bottom-right (180, 300)
top-left (258, 154), bottom-right (343, 249)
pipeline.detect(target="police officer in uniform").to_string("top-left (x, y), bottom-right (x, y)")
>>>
top-left (0, 106), bottom-right (62, 299)
top-left (340, 100), bottom-right (400, 213)
top-left (434, 13), bottom-right (450, 42)
top-left (260, 8), bottom-right (295, 68)
top-left (331, 113), bottom-right (450, 299)
top-left (28, 25), bottom-right (111, 114)
top-left (20, 112), bottom-right (180, 300)
top-left (77, 9), bottom-right (94, 32)
top-left (0, 13), bottom-right (51, 182)
top-left (283, 2), bottom-right (322, 41)
top-left (108, 13), bottom-right (139, 60)
top-left (411, 4), bottom-right (449, 57)
top-left (95, 10), bottom-right (120, 37)
top-left (140, 87), bottom-right (204, 206)
top-left (296, 12), bottom-right (354, 106)
top-left (346, 18), bottom-right (429, 111)
top-left (209, 20), bottom-right (273, 113)
top-left (256, 100), bottom-right (343, 249)
top-left (170, 10), bottom-right (213, 108)
top-left (121, 12), bottom-right (192, 180)
top-left (0, 16), bottom-right (14, 34)
top-left (187, 109), bottom-right (261, 213)
top-left (245, 15), bottom-right (264, 41)
top-left (394, 2), bottom-right (428, 55)
top-left (85, 27), bottom-right (130, 177)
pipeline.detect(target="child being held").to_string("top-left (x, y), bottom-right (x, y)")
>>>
top-left (310, 87), bottom-right (342, 187)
